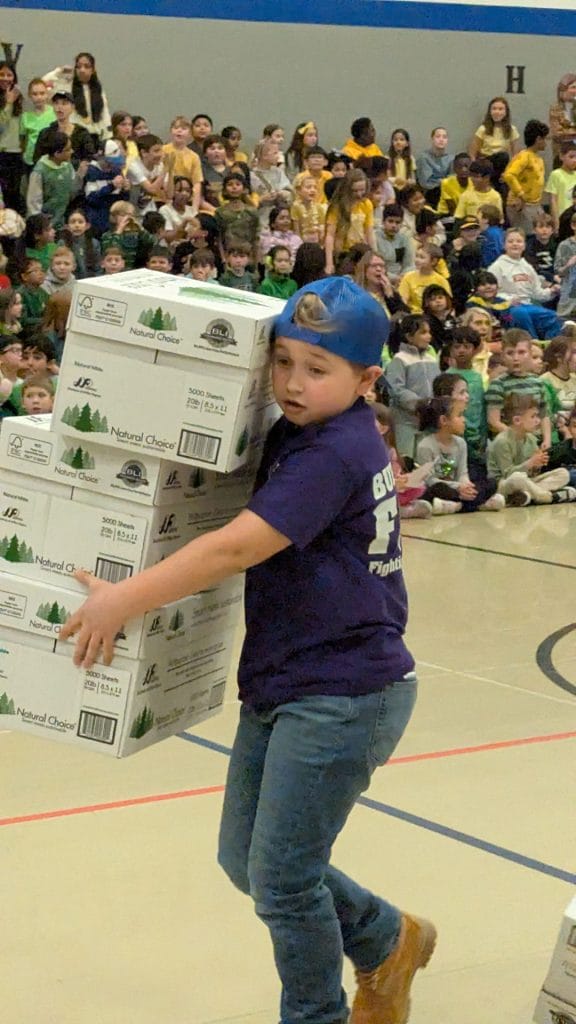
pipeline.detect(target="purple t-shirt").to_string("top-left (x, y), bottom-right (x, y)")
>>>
top-left (238, 398), bottom-right (414, 707)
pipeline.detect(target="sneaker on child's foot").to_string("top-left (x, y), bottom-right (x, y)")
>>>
top-left (552, 486), bottom-right (576, 504)
top-left (400, 500), bottom-right (432, 519)
top-left (432, 497), bottom-right (462, 515)
top-left (479, 493), bottom-right (505, 511)
top-left (350, 914), bottom-right (437, 1024)
top-left (505, 491), bottom-right (531, 507)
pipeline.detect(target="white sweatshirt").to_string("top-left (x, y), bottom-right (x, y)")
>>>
top-left (488, 254), bottom-right (552, 304)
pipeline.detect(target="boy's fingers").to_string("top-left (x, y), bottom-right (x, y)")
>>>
top-left (59, 612), bottom-right (80, 641)
top-left (81, 634), bottom-right (103, 670)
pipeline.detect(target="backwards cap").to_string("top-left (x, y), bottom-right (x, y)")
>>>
top-left (273, 276), bottom-right (389, 367)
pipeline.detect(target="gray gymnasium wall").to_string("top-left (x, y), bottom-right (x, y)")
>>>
top-left (2, 8), bottom-right (575, 163)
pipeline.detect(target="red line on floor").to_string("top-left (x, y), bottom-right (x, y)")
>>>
top-left (2, 729), bottom-right (576, 829)
top-left (0, 784), bottom-right (224, 828)
top-left (388, 729), bottom-right (576, 764)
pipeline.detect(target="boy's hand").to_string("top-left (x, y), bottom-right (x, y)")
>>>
top-left (112, 175), bottom-right (126, 190)
top-left (395, 473), bottom-right (409, 493)
top-left (507, 195), bottom-right (524, 211)
top-left (59, 570), bottom-right (127, 669)
top-left (458, 481), bottom-right (477, 500)
top-left (527, 449), bottom-right (548, 470)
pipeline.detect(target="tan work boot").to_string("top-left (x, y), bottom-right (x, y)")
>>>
top-left (350, 914), bottom-right (437, 1024)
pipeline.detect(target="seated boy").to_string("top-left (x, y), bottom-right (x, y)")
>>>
top-left (478, 205), bottom-right (504, 266)
top-left (487, 393), bottom-right (574, 504)
top-left (485, 330), bottom-right (551, 446)
top-left (20, 373), bottom-right (55, 415)
top-left (375, 204), bottom-right (415, 283)
top-left (218, 241), bottom-right (259, 292)
top-left (465, 269), bottom-right (513, 330)
top-left (186, 248), bottom-right (216, 281)
top-left (454, 160), bottom-right (503, 223)
top-left (524, 213), bottom-right (558, 284)
top-left (41, 245), bottom-right (76, 295)
top-left (100, 245), bottom-right (126, 275)
top-left (19, 335), bottom-right (59, 378)
top-left (146, 246), bottom-right (173, 273)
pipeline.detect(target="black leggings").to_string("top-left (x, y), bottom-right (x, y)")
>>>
top-left (0, 152), bottom-right (25, 213)
top-left (422, 475), bottom-right (497, 512)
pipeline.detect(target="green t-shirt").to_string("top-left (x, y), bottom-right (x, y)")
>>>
top-left (545, 167), bottom-right (576, 217)
top-left (20, 109), bottom-right (56, 166)
top-left (447, 366), bottom-right (487, 458)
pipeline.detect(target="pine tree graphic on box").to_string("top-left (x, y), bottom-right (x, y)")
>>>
top-left (130, 705), bottom-right (155, 739)
top-left (138, 306), bottom-right (177, 331)
top-left (36, 601), bottom-right (70, 625)
top-left (61, 403), bottom-right (109, 434)
top-left (169, 608), bottom-right (184, 632)
top-left (0, 691), bottom-right (15, 715)
top-left (60, 445), bottom-right (96, 469)
top-left (0, 534), bottom-right (34, 563)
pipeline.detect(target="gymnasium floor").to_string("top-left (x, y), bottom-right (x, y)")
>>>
top-left (2, 505), bottom-right (576, 1024)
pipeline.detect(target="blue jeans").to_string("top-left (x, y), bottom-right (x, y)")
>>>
top-left (510, 304), bottom-right (563, 340)
top-left (569, 468), bottom-right (576, 487)
top-left (218, 676), bottom-right (418, 1024)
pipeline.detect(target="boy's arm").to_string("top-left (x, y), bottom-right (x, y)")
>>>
top-left (60, 509), bottom-right (291, 668)
top-left (540, 414), bottom-right (552, 450)
top-left (502, 152), bottom-right (526, 198)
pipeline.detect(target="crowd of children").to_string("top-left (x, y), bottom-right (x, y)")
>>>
top-left (1, 64), bottom-right (576, 519)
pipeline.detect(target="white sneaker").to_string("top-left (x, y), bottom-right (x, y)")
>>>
top-left (400, 500), bottom-right (433, 519)
top-left (479, 493), bottom-right (505, 511)
top-left (432, 498), bottom-right (462, 515)
top-left (552, 486), bottom-right (576, 504)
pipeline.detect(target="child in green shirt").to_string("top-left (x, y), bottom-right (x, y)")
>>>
top-left (20, 78), bottom-right (54, 169)
top-left (259, 245), bottom-right (297, 299)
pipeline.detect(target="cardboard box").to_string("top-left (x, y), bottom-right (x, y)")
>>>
top-left (533, 987), bottom-right (576, 1023)
top-left (542, 897), bottom-right (576, 1003)
top-left (53, 333), bottom-right (276, 472)
top-left (68, 270), bottom-right (284, 370)
top-left (0, 624), bottom-right (236, 757)
top-left (0, 571), bottom-right (244, 660)
top-left (0, 477), bottom-right (242, 592)
top-left (0, 413), bottom-right (256, 507)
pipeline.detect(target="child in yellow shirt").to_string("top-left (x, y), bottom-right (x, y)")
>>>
top-left (290, 175), bottom-right (326, 244)
top-left (293, 147), bottom-right (332, 202)
top-left (454, 160), bottom-right (503, 221)
top-left (398, 244), bottom-right (452, 313)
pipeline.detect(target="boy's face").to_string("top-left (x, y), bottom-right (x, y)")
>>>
top-left (53, 98), bottom-right (72, 121)
top-left (515, 408), bottom-right (540, 433)
top-left (383, 214), bottom-right (402, 236)
top-left (0, 342), bottom-right (22, 375)
top-left (534, 135), bottom-right (548, 152)
top-left (509, 341), bottom-right (532, 375)
top-left (22, 262), bottom-right (45, 287)
top-left (22, 386), bottom-right (53, 414)
top-left (505, 232), bottom-right (525, 258)
top-left (451, 340), bottom-right (475, 369)
top-left (299, 178), bottom-right (318, 202)
top-left (53, 143), bottom-right (72, 165)
top-left (52, 253), bottom-right (74, 280)
top-left (171, 123), bottom-right (191, 146)
top-left (147, 255), bottom-right (172, 273)
top-left (101, 252), bottom-right (125, 274)
top-left (454, 156), bottom-right (470, 181)
top-left (305, 154), bottom-right (326, 173)
top-left (271, 336), bottom-right (378, 427)
top-left (476, 281), bottom-right (497, 300)
top-left (470, 173), bottom-right (490, 191)
top-left (561, 149), bottom-right (576, 170)
top-left (29, 82), bottom-right (48, 108)
top-left (190, 263), bottom-right (213, 281)
top-left (460, 225), bottom-right (481, 243)
top-left (192, 118), bottom-right (212, 141)
top-left (20, 347), bottom-right (49, 376)
top-left (273, 250), bottom-right (293, 275)
top-left (427, 292), bottom-right (448, 315)
top-left (143, 143), bottom-right (164, 166)
top-left (224, 178), bottom-right (245, 199)
top-left (205, 142), bottom-right (226, 164)
top-left (534, 223), bottom-right (553, 242)
top-left (227, 252), bottom-right (249, 274)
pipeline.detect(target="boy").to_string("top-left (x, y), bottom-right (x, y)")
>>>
top-left (489, 229), bottom-right (562, 339)
top-left (465, 269), bottom-right (513, 329)
top-left (41, 245), bottom-right (76, 295)
top-left (19, 257), bottom-right (48, 334)
top-left (375, 204), bottom-right (415, 283)
top-left (293, 146), bottom-right (332, 203)
top-left (524, 213), bottom-right (558, 283)
top-left (19, 336), bottom-right (59, 378)
top-left (26, 132), bottom-right (86, 229)
top-left (20, 373), bottom-right (55, 415)
top-left (186, 248), bottom-right (216, 282)
top-left (341, 117), bottom-right (383, 162)
top-left (545, 141), bottom-right (576, 231)
top-left (454, 160), bottom-right (503, 222)
top-left (127, 133), bottom-right (167, 218)
top-left (20, 78), bottom-right (54, 172)
top-left (487, 393), bottom-right (573, 504)
top-left (415, 127), bottom-right (453, 207)
top-left (436, 152), bottom-right (470, 218)
top-left (485, 331), bottom-right (552, 446)
top-left (398, 243), bottom-right (451, 313)
top-left (259, 245), bottom-right (297, 299)
top-left (33, 89), bottom-right (94, 167)
top-left (478, 204), bottom-right (505, 266)
top-left (558, 185), bottom-right (576, 242)
top-left (219, 242), bottom-right (259, 292)
top-left (162, 115), bottom-right (202, 213)
top-left (188, 113), bottom-right (213, 158)
top-left (447, 327), bottom-right (488, 462)
top-left (84, 139), bottom-right (129, 235)
top-left (100, 245), bottom-right (126, 275)
top-left (503, 119), bottom-right (549, 235)
top-left (146, 246), bottom-right (172, 273)
top-left (61, 276), bottom-right (435, 1024)
top-left (101, 201), bottom-right (155, 269)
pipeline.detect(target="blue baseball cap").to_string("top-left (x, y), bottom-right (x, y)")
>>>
top-left (273, 276), bottom-right (389, 367)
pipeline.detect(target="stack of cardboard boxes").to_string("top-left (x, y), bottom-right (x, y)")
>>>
top-left (0, 271), bottom-right (283, 756)
top-left (534, 896), bottom-right (576, 1023)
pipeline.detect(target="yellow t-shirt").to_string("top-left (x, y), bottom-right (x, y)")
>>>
top-left (341, 139), bottom-right (384, 162)
top-left (474, 124), bottom-right (520, 157)
top-left (293, 169), bottom-right (332, 203)
top-left (290, 199), bottom-right (327, 242)
top-left (455, 186), bottom-right (504, 220)
top-left (326, 198), bottom-right (374, 252)
top-left (162, 143), bottom-right (203, 185)
top-left (502, 150), bottom-right (545, 203)
top-left (398, 271), bottom-right (451, 314)
top-left (436, 175), bottom-right (467, 216)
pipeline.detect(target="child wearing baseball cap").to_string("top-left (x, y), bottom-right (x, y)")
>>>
top-left (61, 276), bottom-right (435, 1024)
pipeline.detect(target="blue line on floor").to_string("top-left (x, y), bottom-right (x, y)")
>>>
top-left (179, 730), bottom-right (576, 886)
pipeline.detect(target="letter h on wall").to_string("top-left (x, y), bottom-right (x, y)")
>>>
top-left (506, 65), bottom-right (526, 95)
